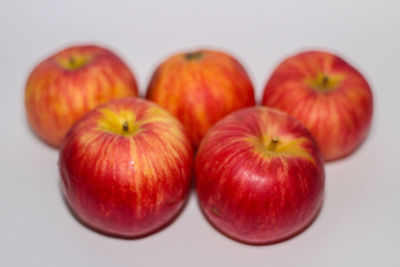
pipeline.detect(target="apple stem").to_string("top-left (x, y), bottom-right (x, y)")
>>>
top-left (322, 75), bottom-right (329, 87)
top-left (122, 121), bottom-right (129, 132)
top-left (184, 51), bottom-right (203, 61)
top-left (267, 137), bottom-right (279, 151)
top-left (69, 57), bottom-right (75, 67)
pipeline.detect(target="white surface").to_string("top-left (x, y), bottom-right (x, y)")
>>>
top-left (1, 0), bottom-right (399, 266)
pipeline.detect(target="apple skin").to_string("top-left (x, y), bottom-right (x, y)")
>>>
top-left (146, 49), bottom-right (255, 149)
top-left (25, 44), bottom-right (138, 148)
top-left (195, 107), bottom-right (324, 245)
top-left (262, 50), bottom-right (373, 161)
top-left (59, 98), bottom-right (193, 238)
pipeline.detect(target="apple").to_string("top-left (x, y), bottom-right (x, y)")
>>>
top-left (262, 50), bottom-right (373, 161)
top-left (195, 107), bottom-right (324, 244)
top-left (146, 49), bottom-right (255, 149)
top-left (59, 98), bottom-right (193, 238)
top-left (25, 44), bottom-right (138, 148)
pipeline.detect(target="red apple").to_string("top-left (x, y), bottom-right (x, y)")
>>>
top-left (195, 107), bottom-right (324, 244)
top-left (25, 44), bottom-right (138, 148)
top-left (59, 98), bottom-right (193, 237)
top-left (262, 50), bottom-right (373, 161)
top-left (146, 49), bottom-right (255, 149)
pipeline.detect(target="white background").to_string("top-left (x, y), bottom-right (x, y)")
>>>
top-left (1, 0), bottom-right (399, 266)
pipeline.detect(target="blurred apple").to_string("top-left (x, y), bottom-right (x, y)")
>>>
top-left (146, 49), bottom-right (255, 149)
top-left (25, 44), bottom-right (138, 147)
top-left (262, 50), bottom-right (373, 161)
